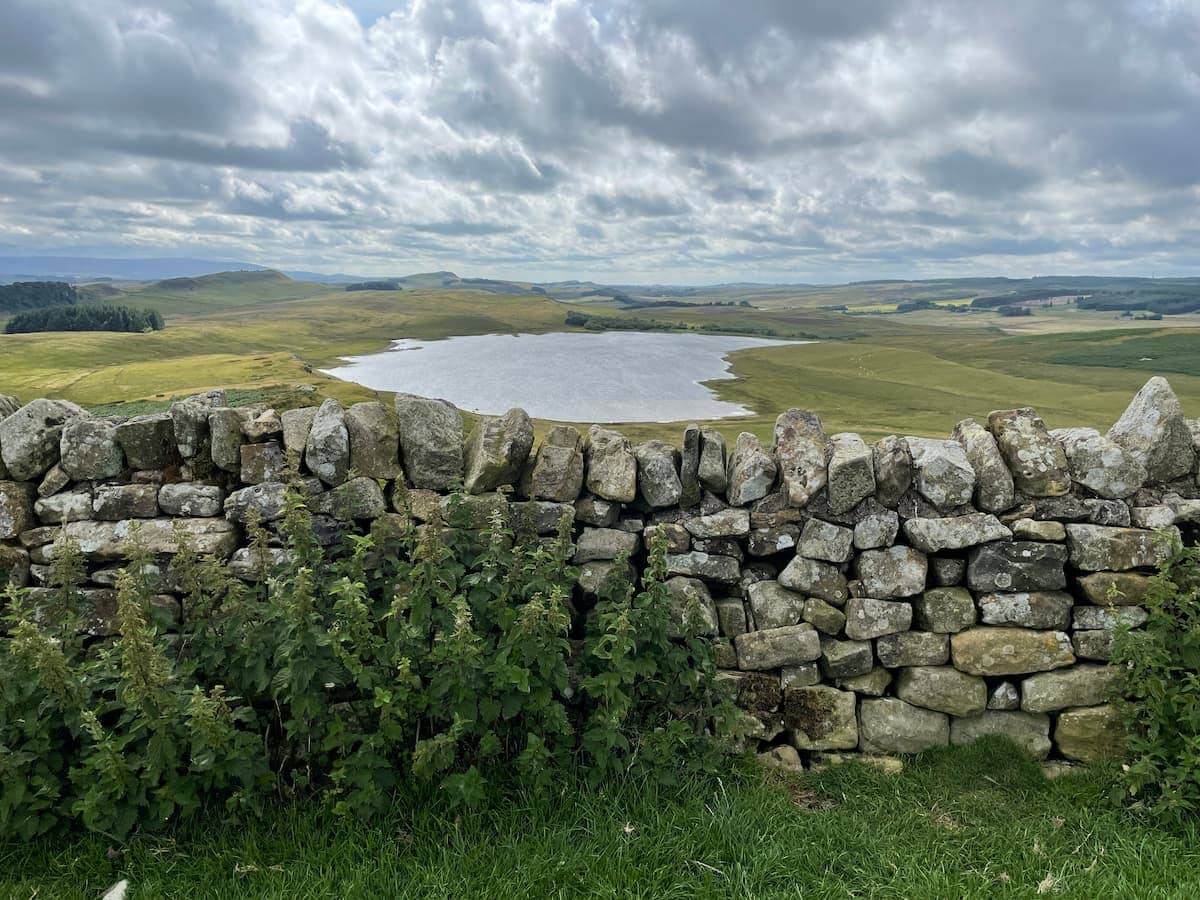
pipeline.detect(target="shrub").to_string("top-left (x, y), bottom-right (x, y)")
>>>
top-left (0, 494), bottom-right (732, 838)
top-left (1112, 534), bottom-right (1200, 823)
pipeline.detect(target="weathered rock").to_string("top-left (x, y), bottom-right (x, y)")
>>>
top-left (987, 407), bottom-right (1071, 496)
top-left (854, 508), bottom-right (899, 550)
top-left (1130, 505), bottom-right (1177, 528)
top-left (950, 627), bottom-right (1075, 676)
top-left (802, 597), bottom-right (847, 635)
top-left (630, 440), bottom-right (681, 508)
top-left (224, 482), bottom-right (289, 523)
top-left (0, 481), bottom-right (36, 539)
top-left (679, 424), bottom-right (702, 507)
top-left (241, 407), bottom-right (283, 443)
top-left (117, 412), bottom-right (179, 471)
top-left (511, 501), bottom-right (574, 535)
top-left (574, 527), bottom-right (640, 562)
top-left (228, 546), bottom-right (294, 581)
top-left (158, 483), bottom-right (224, 517)
top-left (524, 425), bottom-right (585, 502)
top-left (665, 551), bottom-right (740, 583)
top-left (905, 437), bottom-right (976, 510)
top-left (757, 745), bottom-right (804, 772)
top-left (1052, 427), bottom-right (1146, 499)
top-left (644, 522), bottom-right (690, 553)
top-left (903, 514), bottom-right (1011, 553)
top-left (873, 436), bottom-right (912, 508)
top-left (93, 484), bottom-right (157, 520)
top-left (988, 682), bottom-right (1020, 710)
top-left (859, 698), bottom-right (949, 754)
top-left (664, 577), bottom-right (719, 637)
top-left (837, 666), bottom-right (892, 696)
top-left (953, 418), bottom-right (1015, 512)
top-left (462, 408), bottom-right (533, 494)
top-left (977, 591), bottom-right (1073, 629)
top-left (1065, 524), bottom-right (1171, 572)
top-left (208, 408), bottom-right (247, 473)
top-left (1076, 571), bottom-right (1152, 606)
top-left (727, 433), bottom-right (777, 506)
top-left (60, 517), bottom-right (238, 561)
top-left (778, 554), bottom-right (849, 604)
top-left (896, 666), bottom-right (986, 717)
top-left (930, 557), bottom-right (966, 586)
top-left (746, 580), bottom-right (806, 629)
top-left (827, 433), bottom-right (875, 514)
top-left (0, 544), bottom-right (30, 587)
top-left (781, 663), bottom-right (821, 690)
top-left (798, 518), bottom-right (853, 563)
top-left (240, 441), bottom-right (285, 485)
top-left (1021, 664), bottom-right (1118, 713)
top-left (844, 596), bottom-right (912, 640)
top-left (574, 495), bottom-right (619, 528)
top-left (394, 394), bottom-right (464, 491)
top-left (854, 546), bottom-right (927, 599)
top-left (59, 417), bottom-right (124, 480)
top-left (715, 598), bottom-right (748, 637)
top-left (818, 635), bottom-right (874, 678)
top-left (773, 409), bottom-right (827, 507)
top-left (698, 428), bottom-right (728, 493)
top-left (0, 394), bottom-right (20, 418)
top-left (577, 559), bottom-right (635, 596)
top-left (1054, 705), bottom-right (1125, 763)
top-left (1072, 605), bottom-right (1148, 631)
top-left (1084, 498), bottom-right (1131, 526)
top-left (33, 488), bottom-right (91, 524)
top-left (0, 399), bottom-right (87, 480)
top-left (734, 623), bottom-right (821, 670)
top-left (305, 400), bottom-right (351, 486)
top-left (171, 391), bottom-right (226, 459)
top-left (1072, 630), bottom-right (1114, 661)
top-left (343, 402), bottom-right (401, 480)
top-left (966, 541), bottom-right (1067, 592)
top-left (686, 508), bottom-right (750, 539)
top-left (281, 407), bottom-right (318, 460)
top-left (785, 686), bottom-right (858, 750)
top-left (951, 711), bottom-right (1051, 759)
top-left (313, 477), bottom-right (387, 520)
top-left (747, 524), bottom-right (798, 556)
top-left (876, 631), bottom-right (949, 667)
top-left (584, 425), bottom-right (637, 503)
top-left (914, 587), bottom-right (976, 633)
top-left (36, 464), bottom-right (69, 498)
top-left (1107, 376), bottom-right (1195, 484)
top-left (1010, 518), bottom-right (1066, 541)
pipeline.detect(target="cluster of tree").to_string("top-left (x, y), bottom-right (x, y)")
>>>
top-left (4, 304), bottom-right (165, 334)
top-left (564, 310), bottom-right (780, 337)
top-left (1079, 289), bottom-right (1200, 315)
top-left (0, 281), bottom-right (77, 312)
top-left (970, 289), bottom-right (1064, 309)
top-left (895, 298), bottom-right (938, 312)
top-left (344, 280), bottom-right (402, 292)
top-left (621, 298), bottom-right (753, 310)
top-left (998, 306), bottom-right (1033, 317)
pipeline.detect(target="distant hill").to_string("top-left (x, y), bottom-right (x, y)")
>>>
top-left (0, 256), bottom-right (363, 285)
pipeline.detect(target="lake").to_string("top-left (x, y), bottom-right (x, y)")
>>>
top-left (321, 331), bottom-right (803, 422)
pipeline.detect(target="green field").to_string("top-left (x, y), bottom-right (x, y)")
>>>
top-left (2, 270), bottom-right (1199, 441)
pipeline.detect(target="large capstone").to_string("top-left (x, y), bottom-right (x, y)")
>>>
top-left (209, 408), bottom-right (247, 473)
top-left (905, 437), bottom-right (976, 510)
top-left (987, 407), bottom-right (1071, 497)
top-left (345, 401), bottom-right (401, 480)
top-left (115, 412), bottom-right (177, 471)
top-left (1107, 376), bottom-right (1196, 484)
top-left (306, 399), bottom-right (350, 486)
top-left (903, 513), bottom-right (1011, 553)
top-left (59, 417), bottom-right (124, 480)
top-left (854, 546), bottom-right (928, 599)
top-left (967, 541), bottom-right (1067, 592)
top-left (952, 418), bottom-right (1015, 513)
top-left (950, 627), bottom-right (1075, 676)
top-left (727, 432), bottom-right (778, 506)
top-left (585, 425), bottom-right (637, 503)
top-left (634, 440), bottom-right (682, 508)
top-left (858, 698), bottom-right (949, 754)
top-left (395, 394), bottom-right (464, 491)
top-left (873, 435), bottom-right (913, 508)
top-left (895, 666), bottom-right (986, 717)
top-left (827, 432), bottom-right (875, 514)
top-left (773, 409), bottom-right (828, 507)
top-left (463, 408), bottom-right (534, 494)
top-left (734, 624), bottom-right (821, 670)
top-left (525, 425), bottom-right (585, 502)
top-left (0, 399), bottom-right (87, 480)
top-left (1065, 524), bottom-right (1172, 572)
top-left (784, 686), bottom-right (858, 750)
top-left (1051, 427), bottom-right (1146, 499)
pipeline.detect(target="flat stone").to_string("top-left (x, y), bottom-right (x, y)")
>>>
top-left (781, 663), bottom-right (821, 690)
top-left (574, 527), bottom-right (640, 562)
top-left (896, 666), bottom-right (986, 717)
top-left (1072, 630), bottom-right (1114, 661)
top-left (577, 559), bottom-right (634, 596)
top-left (734, 624), bottom-right (821, 670)
top-left (665, 551), bottom-right (740, 583)
top-left (728, 432), bottom-right (778, 506)
top-left (686, 508), bottom-right (750, 539)
top-left (644, 522), bottom-right (690, 553)
top-left (510, 501), bottom-right (574, 536)
top-left (574, 495), bottom-right (619, 528)
top-left (951, 711), bottom-right (1051, 759)
top-left (1065, 524), bottom-right (1171, 571)
top-left (1010, 518), bottom-right (1066, 541)
top-left (778, 554), bottom-right (849, 604)
top-left (59, 417), bottom-right (124, 480)
top-left (664, 576), bottom-right (719, 637)
top-left (837, 666), bottom-right (892, 696)
top-left (1055, 705), bottom-right (1125, 763)
top-left (93, 483), bottom-right (157, 520)
top-left (859, 698), bottom-right (949, 754)
top-left (905, 437), bottom-right (976, 511)
top-left (875, 631), bottom-right (949, 667)
top-left (798, 518), bottom-right (854, 563)
top-left (977, 591), bottom-right (1073, 629)
top-left (240, 441), bottom-right (285, 485)
top-left (950, 627), bottom-right (1075, 676)
top-left (1022, 664), bottom-right (1119, 713)
top-left (987, 407), bottom-right (1071, 496)
top-left (873, 436), bottom-right (913, 508)
top-left (1072, 605), bottom-right (1148, 631)
top-left (1052, 427), bottom-right (1146, 499)
top-left (773, 409), bottom-right (827, 507)
top-left (33, 488), bottom-right (91, 524)
top-left (1076, 571), bottom-right (1152, 606)
top-left (224, 482), bottom-right (289, 523)
top-left (818, 635), bottom-right (874, 678)
top-left (802, 597), bottom-right (846, 635)
top-left (854, 546), bottom-right (927, 598)
top-left (854, 508), bottom-right (899, 550)
top-left (843, 596), bottom-right (912, 640)
top-left (913, 587), bottom-right (976, 633)
top-left (1107, 376), bottom-right (1195, 484)
top-left (395, 394), bottom-right (464, 490)
top-left (967, 541), bottom-right (1067, 592)
top-left (60, 517), bottom-right (238, 561)
top-left (784, 686), bottom-right (858, 750)
top-left (748, 524), bottom-right (799, 556)
top-left (1084, 498), bottom-right (1131, 527)
top-left (827, 432), bottom-right (875, 514)
top-left (158, 483), bottom-right (224, 517)
top-left (953, 418), bottom-right (1015, 512)
top-left (903, 513), bottom-right (1011, 553)
top-left (463, 408), bottom-right (534, 494)
top-left (747, 580), bottom-right (806, 630)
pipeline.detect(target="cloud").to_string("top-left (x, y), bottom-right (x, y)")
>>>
top-left (1, 0), bottom-right (1198, 281)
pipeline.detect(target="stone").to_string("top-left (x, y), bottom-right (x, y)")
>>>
top-left (844, 596), bottom-right (912, 640)
top-left (241, 408), bottom-right (283, 443)
top-left (240, 441), bottom-right (286, 485)
top-left (679, 424), bottom-right (702, 507)
top-left (873, 436), bottom-right (913, 507)
top-left (778, 554), bottom-right (849, 604)
top-left (574, 495), bottom-right (619, 528)
top-left (577, 559), bottom-right (634, 596)
top-left (1055, 705), bottom-right (1125, 763)
top-left (281, 407), bottom-right (318, 460)
top-left (966, 541), bottom-right (1067, 592)
top-left (1052, 427), bottom-right (1146, 499)
top-left (914, 587), bottom-right (976, 633)
top-left (0, 481), bottom-right (36, 539)
top-left (987, 407), bottom-right (1071, 496)
top-left (903, 514), bottom-right (1011, 553)
top-left (157, 483), bottom-right (224, 517)
top-left (827, 433), bottom-right (875, 514)
top-left (712, 640), bottom-right (739, 669)
top-left (749, 490), bottom-right (804, 528)
top-left (837, 666), bottom-right (893, 696)
top-left (1076, 571), bottom-right (1152, 606)
top-left (304, 399), bottom-right (350, 486)
top-left (797, 518), bottom-right (853, 563)
top-left (818, 636), bottom-right (874, 678)
top-left (394, 394), bottom-right (464, 491)
top-left (905, 437), bottom-right (976, 510)
top-left (208, 408), bottom-right (247, 473)
top-left (644, 522), bottom-right (690, 553)
top-left (584, 425), bottom-right (637, 503)
top-left (988, 682), bottom-right (1020, 710)
top-left (859, 698), bottom-right (949, 754)
top-left (33, 489), bottom-right (91, 524)
top-left (0, 544), bottom-right (30, 587)
top-left (1021, 664), bottom-right (1119, 713)
top-left (1072, 630), bottom-right (1114, 661)
top-left (855, 546), bottom-right (927, 599)
top-left (931, 557), bottom-right (966, 586)
top-left (344, 401), bottom-right (401, 480)
top-left (171, 390), bottom-right (225, 459)
top-left (757, 745), bottom-right (804, 772)
top-left (228, 546), bottom-right (294, 581)
top-left (59, 417), bottom-right (124, 480)
top-left (781, 664), bottom-right (821, 690)
top-left (784, 686), bottom-right (858, 750)
top-left (1010, 518), bottom-right (1066, 541)
top-left (1065, 524), bottom-right (1171, 572)
top-left (747, 580), bottom-right (806, 629)
top-left (224, 482), bottom-right (289, 523)
top-left (664, 577), bottom-right (719, 637)
top-left (116, 412), bottom-right (178, 471)
top-left (802, 597), bottom-right (847, 635)
top-left (1130, 505), bottom-right (1177, 528)
top-left (749, 525), bottom-right (799, 556)
top-left (727, 432), bottom-right (778, 506)
top-left (715, 598), bottom-right (748, 637)
top-left (1084, 498), bottom-right (1131, 526)
top-left (463, 408), bottom-right (533, 494)
top-left (60, 517), bottom-right (239, 561)
top-left (953, 418), bottom-right (1015, 512)
top-left (93, 484), bottom-right (158, 520)
top-left (525, 425), bottom-right (585, 502)
top-left (1072, 605), bottom-right (1148, 631)
top-left (697, 428), bottom-right (728, 493)
top-left (313, 477), bottom-right (387, 520)
top-left (686, 508), bottom-right (750, 539)
top-left (37, 464), bottom-right (70, 498)
top-left (734, 624), bottom-right (821, 670)
top-left (665, 551), bottom-right (740, 584)
top-left (951, 711), bottom-right (1051, 759)
top-left (950, 627), bottom-right (1075, 676)
top-left (511, 501), bottom-right (574, 535)
top-left (631, 440), bottom-right (681, 508)
top-left (1107, 376), bottom-right (1195, 484)
top-left (876, 631), bottom-right (949, 668)
top-left (977, 591), bottom-right (1073, 630)
top-left (773, 409), bottom-right (827, 507)
top-left (854, 508), bottom-right (899, 550)
top-left (1, 399), bottom-right (87, 480)
top-left (574, 527), bottom-right (640, 562)
top-left (896, 666), bottom-right (986, 717)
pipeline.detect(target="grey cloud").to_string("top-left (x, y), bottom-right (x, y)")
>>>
top-left (921, 150), bottom-right (1040, 198)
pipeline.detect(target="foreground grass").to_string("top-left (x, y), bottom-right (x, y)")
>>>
top-left (3, 741), bottom-right (1197, 898)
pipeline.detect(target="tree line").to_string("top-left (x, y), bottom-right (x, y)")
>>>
top-left (4, 304), bottom-right (165, 334)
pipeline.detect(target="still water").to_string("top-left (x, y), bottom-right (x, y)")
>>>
top-left (322, 330), bottom-right (803, 422)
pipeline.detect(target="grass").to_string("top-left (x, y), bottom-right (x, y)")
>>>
top-left (2, 741), bottom-right (1196, 898)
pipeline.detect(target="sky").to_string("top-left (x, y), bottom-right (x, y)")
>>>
top-left (1, 0), bottom-right (1198, 283)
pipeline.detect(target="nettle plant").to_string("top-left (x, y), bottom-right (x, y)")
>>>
top-left (0, 488), bottom-right (733, 839)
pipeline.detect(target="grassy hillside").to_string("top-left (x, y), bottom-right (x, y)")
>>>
top-left (84, 270), bottom-right (332, 316)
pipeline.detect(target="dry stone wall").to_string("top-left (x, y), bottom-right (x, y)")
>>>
top-left (2, 377), bottom-right (1200, 767)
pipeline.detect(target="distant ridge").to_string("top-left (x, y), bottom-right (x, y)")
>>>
top-left (0, 256), bottom-right (362, 285)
